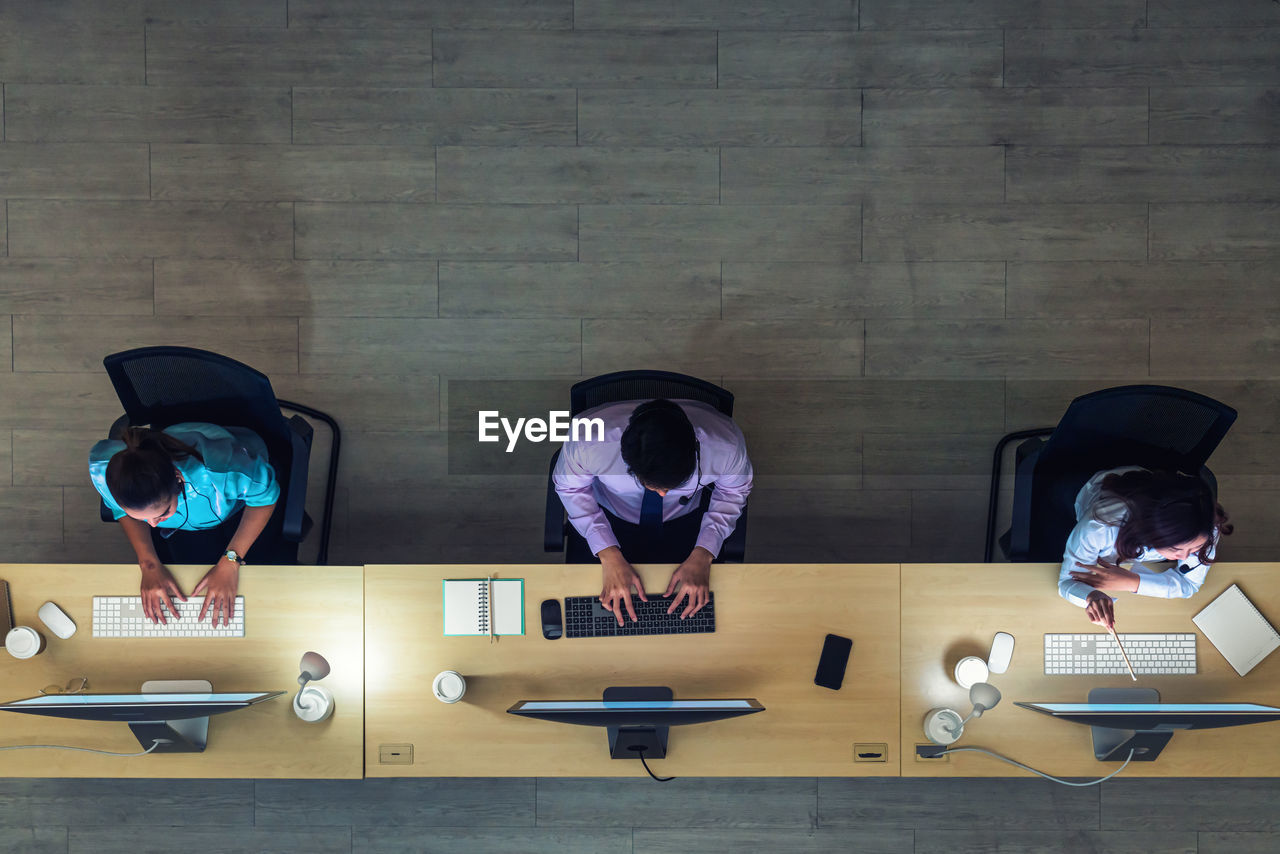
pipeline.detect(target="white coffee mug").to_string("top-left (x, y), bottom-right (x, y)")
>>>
top-left (293, 684), bottom-right (335, 723)
top-left (5, 626), bottom-right (45, 660)
top-left (433, 670), bottom-right (466, 703)
top-left (954, 655), bottom-right (990, 689)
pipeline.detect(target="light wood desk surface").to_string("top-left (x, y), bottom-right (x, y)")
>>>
top-left (901, 562), bottom-right (1280, 777)
top-left (365, 563), bottom-right (900, 777)
top-left (0, 564), bottom-right (364, 778)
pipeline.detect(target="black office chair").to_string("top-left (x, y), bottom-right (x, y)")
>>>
top-left (544, 369), bottom-right (748, 563)
top-left (98, 347), bottom-right (341, 565)
top-left (985, 385), bottom-right (1237, 562)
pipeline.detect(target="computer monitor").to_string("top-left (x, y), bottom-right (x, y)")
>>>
top-left (508, 686), bottom-right (764, 760)
top-left (0, 689), bottom-right (285, 754)
top-left (1017, 687), bottom-right (1280, 762)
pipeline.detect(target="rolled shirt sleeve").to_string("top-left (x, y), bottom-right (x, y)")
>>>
top-left (1059, 518), bottom-right (1116, 608)
top-left (553, 440), bottom-right (621, 557)
top-left (694, 431), bottom-right (753, 558)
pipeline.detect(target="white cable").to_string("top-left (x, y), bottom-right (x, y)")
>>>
top-left (0, 740), bottom-right (165, 757)
top-left (933, 746), bottom-right (1136, 787)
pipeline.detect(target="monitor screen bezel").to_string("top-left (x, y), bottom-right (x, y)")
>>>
top-left (1016, 700), bottom-right (1280, 732)
top-left (0, 691), bottom-right (286, 722)
top-left (507, 697), bottom-right (765, 728)
top-left (511, 699), bottom-right (762, 712)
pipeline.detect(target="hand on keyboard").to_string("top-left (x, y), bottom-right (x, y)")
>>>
top-left (665, 548), bottom-right (712, 618)
top-left (139, 561), bottom-right (188, 625)
top-left (193, 558), bottom-right (241, 628)
top-left (93, 596), bottom-right (245, 637)
top-left (599, 547), bottom-right (648, 626)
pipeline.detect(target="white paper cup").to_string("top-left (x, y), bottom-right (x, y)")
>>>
top-left (954, 656), bottom-right (989, 689)
top-left (5, 626), bottom-right (45, 659)
top-left (293, 685), bottom-right (335, 723)
top-left (433, 670), bottom-right (466, 703)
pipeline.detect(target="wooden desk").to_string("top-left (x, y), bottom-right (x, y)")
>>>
top-left (365, 564), bottom-right (900, 777)
top-left (900, 563), bottom-right (1280, 777)
top-left (0, 564), bottom-right (364, 778)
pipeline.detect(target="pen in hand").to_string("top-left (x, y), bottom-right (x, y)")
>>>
top-left (1108, 624), bottom-right (1138, 682)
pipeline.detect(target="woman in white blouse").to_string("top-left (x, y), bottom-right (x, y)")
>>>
top-left (1059, 467), bottom-right (1233, 628)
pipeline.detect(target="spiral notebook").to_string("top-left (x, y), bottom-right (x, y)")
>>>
top-left (1193, 584), bottom-right (1280, 676)
top-left (442, 578), bottom-right (525, 636)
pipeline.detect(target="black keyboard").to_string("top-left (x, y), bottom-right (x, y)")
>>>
top-left (563, 594), bottom-right (716, 638)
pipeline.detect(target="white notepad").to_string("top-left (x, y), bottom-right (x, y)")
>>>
top-left (442, 578), bottom-right (525, 636)
top-left (1193, 584), bottom-right (1280, 676)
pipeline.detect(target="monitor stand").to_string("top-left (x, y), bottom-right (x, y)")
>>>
top-left (604, 686), bottom-right (672, 760)
top-left (128, 679), bottom-right (212, 754)
top-left (1088, 687), bottom-right (1182, 762)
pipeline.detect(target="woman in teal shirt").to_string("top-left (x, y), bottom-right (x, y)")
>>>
top-left (89, 423), bottom-right (280, 627)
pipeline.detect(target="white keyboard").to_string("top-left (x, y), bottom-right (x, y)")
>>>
top-left (92, 596), bottom-right (245, 638)
top-left (1044, 633), bottom-right (1196, 675)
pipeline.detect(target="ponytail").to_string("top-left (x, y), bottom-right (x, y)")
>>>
top-left (105, 427), bottom-right (204, 511)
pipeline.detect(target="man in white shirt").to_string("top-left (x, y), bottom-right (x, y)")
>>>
top-left (553, 398), bottom-right (753, 626)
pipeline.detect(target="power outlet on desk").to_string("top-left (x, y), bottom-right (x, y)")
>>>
top-left (379, 743), bottom-right (414, 765)
top-left (914, 743), bottom-right (950, 762)
top-left (853, 743), bottom-right (887, 763)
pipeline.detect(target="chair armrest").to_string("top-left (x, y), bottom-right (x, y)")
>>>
top-left (719, 502), bottom-right (748, 563)
top-left (1007, 439), bottom-right (1045, 561)
top-left (986, 428), bottom-right (1052, 562)
top-left (281, 414), bottom-right (314, 542)
top-left (545, 449), bottom-right (566, 552)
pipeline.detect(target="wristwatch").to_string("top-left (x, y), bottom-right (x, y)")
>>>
top-left (223, 549), bottom-right (246, 566)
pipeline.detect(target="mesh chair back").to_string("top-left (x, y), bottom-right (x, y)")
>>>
top-left (1020, 385), bottom-right (1236, 561)
top-left (1039, 385), bottom-right (1235, 475)
top-left (570, 370), bottom-right (733, 417)
top-left (103, 347), bottom-right (301, 563)
top-left (104, 347), bottom-right (290, 449)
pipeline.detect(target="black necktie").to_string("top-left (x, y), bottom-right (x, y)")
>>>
top-left (640, 488), bottom-right (663, 529)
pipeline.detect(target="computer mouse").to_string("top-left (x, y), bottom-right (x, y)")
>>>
top-left (988, 631), bottom-right (1014, 674)
top-left (540, 599), bottom-right (563, 640)
top-left (38, 601), bottom-right (77, 639)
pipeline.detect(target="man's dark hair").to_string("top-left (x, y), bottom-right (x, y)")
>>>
top-left (620, 399), bottom-right (697, 490)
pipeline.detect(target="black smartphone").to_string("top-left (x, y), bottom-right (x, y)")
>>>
top-left (814, 633), bottom-right (853, 690)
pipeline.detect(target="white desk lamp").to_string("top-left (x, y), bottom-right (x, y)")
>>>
top-left (924, 682), bottom-right (1003, 745)
top-left (293, 651), bottom-right (335, 723)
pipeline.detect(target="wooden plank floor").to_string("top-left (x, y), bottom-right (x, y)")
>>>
top-left (1, 1), bottom-right (1278, 850)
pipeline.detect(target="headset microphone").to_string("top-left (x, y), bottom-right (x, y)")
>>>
top-left (677, 444), bottom-right (702, 505)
